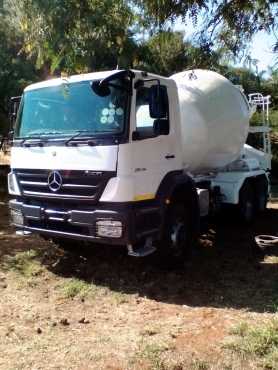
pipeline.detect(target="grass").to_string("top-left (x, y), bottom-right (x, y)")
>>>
top-left (60, 278), bottom-right (93, 299)
top-left (270, 110), bottom-right (278, 129)
top-left (1, 196), bottom-right (278, 370)
top-left (271, 299), bottom-right (278, 313)
top-left (140, 326), bottom-right (160, 337)
top-left (111, 290), bottom-right (130, 305)
top-left (131, 340), bottom-right (188, 370)
top-left (224, 320), bottom-right (278, 369)
top-left (136, 342), bottom-right (169, 370)
top-left (189, 359), bottom-right (210, 370)
top-left (3, 249), bottom-right (43, 277)
top-left (133, 342), bottom-right (211, 370)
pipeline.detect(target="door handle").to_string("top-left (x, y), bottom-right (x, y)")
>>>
top-left (165, 154), bottom-right (175, 159)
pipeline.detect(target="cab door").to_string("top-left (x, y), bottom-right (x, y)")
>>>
top-left (131, 82), bottom-right (179, 201)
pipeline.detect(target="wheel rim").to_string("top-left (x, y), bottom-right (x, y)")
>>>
top-left (170, 220), bottom-right (187, 257)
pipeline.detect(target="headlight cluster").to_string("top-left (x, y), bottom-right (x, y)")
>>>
top-left (96, 220), bottom-right (122, 238)
top-left (8, 172), bottom-right (21, 196)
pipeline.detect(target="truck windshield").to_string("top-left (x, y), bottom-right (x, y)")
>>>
top-left (15, 79), bottom-right (128, 139)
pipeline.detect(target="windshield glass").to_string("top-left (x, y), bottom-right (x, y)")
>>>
top-left (15, 79), bottom-right (128, 139)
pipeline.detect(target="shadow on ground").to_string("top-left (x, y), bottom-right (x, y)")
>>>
top-left (1, 189), bottom-right (278, 314)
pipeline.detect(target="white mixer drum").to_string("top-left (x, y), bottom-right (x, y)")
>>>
top-left (171, 69), bottom-right (250, 173)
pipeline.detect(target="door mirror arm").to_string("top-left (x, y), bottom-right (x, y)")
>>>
top-left (8, 130), bottom-right (14, 141)
top-left (132, 131), bottom-right (141, 141)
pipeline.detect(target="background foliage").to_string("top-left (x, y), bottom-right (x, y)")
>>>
top-left (0, 0), bottom-right (277, 135)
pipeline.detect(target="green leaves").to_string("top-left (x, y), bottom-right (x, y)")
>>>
top-left (0, 0), bottom-right (277, 138)
top-left (17, 0), bottom-right (134, 74)
top-left (2, 0), bottom-right (277, 77)
top-left (0, 1), bottom-right (37, 133)
top-left (139, 0), bottom-right (277, 61)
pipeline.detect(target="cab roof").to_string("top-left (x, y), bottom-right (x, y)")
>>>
top-left (24, 70), bottom-right (176, 92)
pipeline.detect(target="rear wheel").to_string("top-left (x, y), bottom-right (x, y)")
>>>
top-left (255, 177), bottom-right (268, 213)
top-left (238, 182), bottom-right (255, 223)
top-left (256, 189), bottom-right (268, 213)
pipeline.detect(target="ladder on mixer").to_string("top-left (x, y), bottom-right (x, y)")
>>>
top-left (248, 93), bottom-right (272, 170)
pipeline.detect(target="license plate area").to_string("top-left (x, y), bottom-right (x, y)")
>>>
top-left (10, 209), bottom-right (24, 226)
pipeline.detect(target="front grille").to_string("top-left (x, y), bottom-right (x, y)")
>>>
top-left (27, 219), bottom-right (91, 235)
top-left (15, 169), bottom-right (115, 202)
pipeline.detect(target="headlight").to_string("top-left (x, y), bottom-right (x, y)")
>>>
top-left (8, 172), bottom-right (21, 196)
top-left (96, 220), bottom-right (122, 238)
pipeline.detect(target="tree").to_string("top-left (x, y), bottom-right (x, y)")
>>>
top-left (131, 30), bottom-right (224, 76)
top-left (135, 0), bottom-right (206, 29)
top-left (133, 31), bottom-right (188, 75)
top-left (16, 0), bottom-right (135, 75)
top-left (0, 2), bottom-right (37, 134)
top-left (202, 0), bottom-right (278, 59)
top-left (262, 67), bottom-right (278, 108)
top-left (221, 66), bottom-right (262, 93)
top-left (139, 0), bottom-right (278, 61)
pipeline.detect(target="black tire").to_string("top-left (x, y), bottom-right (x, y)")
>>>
top-left (158, 201), bottom-right (194, 267)
top-left (255, 177), bottom-right (268, 213)
top-left (256, 188), bottom-right (268, 213)
top-left (238, 182), bottom-right (255, 223)
top-left (51, 237), bottom-right (77, 251)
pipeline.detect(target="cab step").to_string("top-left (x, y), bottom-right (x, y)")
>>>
top-left (127, 238), bottom-right (156, 257)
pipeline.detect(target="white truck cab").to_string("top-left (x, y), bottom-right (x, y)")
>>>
top-left (8, 69), bottom-right (270, 259)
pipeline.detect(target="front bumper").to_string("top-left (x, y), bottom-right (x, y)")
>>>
top-left (9, 199), bottom-right (161, 246)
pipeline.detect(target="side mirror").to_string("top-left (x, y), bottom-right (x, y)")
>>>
top-left (91, 81), bottom-right (111, 97)
top-left (9, 96), bottom-right (21, 130)
top-left (149, 85), bottom-right (167, 119)
top-left (154, 119), bottom-right (169, 136)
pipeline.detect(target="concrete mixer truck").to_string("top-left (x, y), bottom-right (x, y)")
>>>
top-left (8, 69), bottom-right (270, 260)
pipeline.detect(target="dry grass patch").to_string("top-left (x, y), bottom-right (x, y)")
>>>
top-left (112, 292), bottom-right (130, 304)
top-left (140, 326), bottom-right (161, 337)
top-left (2, 249), bottom-right (44, 277)
top-left (224, 320), bottom-right (278, 369)
top-left (129, 340), bottom-right (186, 370)
top-left (59, 278), bottom-right (94, 299)
top-left (189, 359), bottom-right (210, 370)
top-left (134, 342), bottom-right (169, 370)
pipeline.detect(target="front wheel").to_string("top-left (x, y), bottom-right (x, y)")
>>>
top-left (159, 202), bottom-right (194, 266)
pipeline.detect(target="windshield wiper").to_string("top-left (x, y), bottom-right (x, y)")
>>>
top-left (65, 130), bottom-right (96, 146)
top-left (20, 135), bottom-right (46, 147)
top-left (19, 131), bottom-right (63, 147)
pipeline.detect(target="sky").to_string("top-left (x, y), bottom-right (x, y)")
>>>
top-left (249, 31), bottom-right (276, 72)
top-left (174, 17), bottom-right (277, 74)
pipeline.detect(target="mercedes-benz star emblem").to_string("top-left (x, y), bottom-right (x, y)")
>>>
top-left (48, 171), bottom-right (63, 192)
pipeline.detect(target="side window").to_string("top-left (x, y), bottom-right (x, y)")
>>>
top-left (135, 85), bottom-right (169, 139)
top-left (136, 87), bottom-right (155, 129)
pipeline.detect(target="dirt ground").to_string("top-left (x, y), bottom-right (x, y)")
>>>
top-left (0, 190), bottom-right (278, 370)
